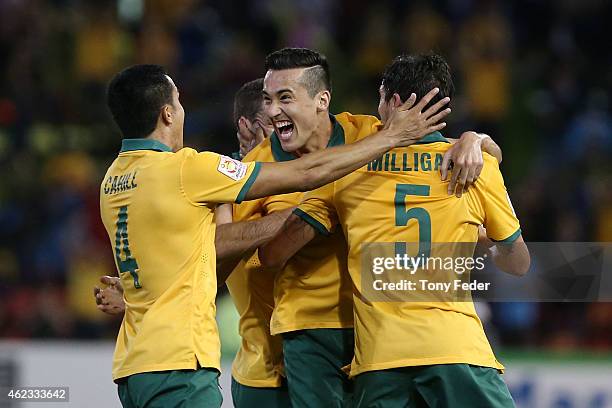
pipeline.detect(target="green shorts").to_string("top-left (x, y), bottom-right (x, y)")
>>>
top-left (117, 367), bottom-right (222, 408)
top-left (354, 364), bottom-right (514, 408)
top-left (231, 377), bottom-right (292, 407)
top-left (282, 328), bottom-right (354, 408)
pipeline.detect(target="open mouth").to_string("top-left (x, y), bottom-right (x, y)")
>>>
top-left (275, 120), bottom-right (294, 142)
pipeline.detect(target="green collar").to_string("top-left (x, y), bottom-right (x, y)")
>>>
top-left (120, 138), bottom-right (173, 153)
top-left (416, 131), bottom-right (449, 144)
top-left (270, 114), bottom-right (345, 162)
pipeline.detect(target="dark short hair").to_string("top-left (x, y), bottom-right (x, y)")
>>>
top-left (381, 54), bottom-right (454, 110)
top-left (233, 78), bottom-right (264, 126)
top-left (264, 47), bottom-right (332, 97)
top-left (107, 64), bottom-right (174, 139)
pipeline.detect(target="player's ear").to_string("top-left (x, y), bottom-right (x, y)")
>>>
top-left (392, 93), bottom-right (403, 109)
top-left (161, 104), bottom-right (173, 126)
top-left (317, 90), bottom-right (331, 112)
top-left (238, 116), bottom-right (251, 129)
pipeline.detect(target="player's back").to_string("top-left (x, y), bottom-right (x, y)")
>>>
top-left (100, 141), bottom-right (220, 380)
top-left (334, 132), bottom-right (485, 249)
top-left (101, 148), bottom-right (218, 296)
top-left (298, 131), bottom-right (520, 376)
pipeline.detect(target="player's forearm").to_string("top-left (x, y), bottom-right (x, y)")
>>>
top-left (297, 130), bottom-right (397, 190)
top-left (489, 236), bottom-right (530, 276)
top-left (480, 134), bottom-right (502, 163)
top-left (259, 214), bottom-right (316, 270)
top-left (215, 209), bottom-right (292, 261)
top-left (216, 210), bottom-right (295, 284)
top-left (247, 129), bottom-right (398, 200)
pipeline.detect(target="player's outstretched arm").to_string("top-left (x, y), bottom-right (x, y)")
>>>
top-left (259, 214), bottom-right (317, 270)
top-left (214, 205), bottom-right (293, 284)
top-left (244, 89), bottom-right (451, 201)
top-left (479, 227), bottom-right (530, 276)
top-left (214, 206), bottom-right (293, 261)
top-left (442, 132), bottom-right (503, 197)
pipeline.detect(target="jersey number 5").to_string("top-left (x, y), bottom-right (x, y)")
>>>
top-left (395, 184), bottom-right (432, 258)
top-left (115, 205), bottom-right (142, 288)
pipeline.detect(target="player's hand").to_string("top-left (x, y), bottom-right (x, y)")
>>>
top-left (94, 276), bottom-right (125, 315)
top-left (384, 88), bottom-right (451, 147)
top-left (477, 225), bottom-right (492, 247)
top-left (237, 118), bottom-right (254, 159)
top-left (254, 112), bottom-right (274, 139)
top-left (474, 225), bottom-right (494, 259)
top-left (237, 116), bottom-right (266, 159)
top-left (441, 131), bottom-right (485, 197)
top-left (100, 275), bottom-right (123, 293)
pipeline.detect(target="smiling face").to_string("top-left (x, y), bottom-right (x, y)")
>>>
top-left (262, 68), bottom-right (321, 153)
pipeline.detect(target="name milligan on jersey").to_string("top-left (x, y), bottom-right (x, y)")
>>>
top-left (367, 152), bottom-right (444, 173)
top-left (103, 170), bottom-right (138, 195)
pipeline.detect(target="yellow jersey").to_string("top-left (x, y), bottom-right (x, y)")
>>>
top-left (226, 113), bottom-right (378, 386)
top-left (297, 131), bottom-right (520, 377)
top-left (100, 138), bottom-right (260, 381)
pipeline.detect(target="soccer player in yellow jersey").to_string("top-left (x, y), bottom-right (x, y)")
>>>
top-left (100, 63), bottom-right (449, 408)
top-left (96, 76), bottom-right (292, 407)
top-left (260, 54), bottom-right (530, 408)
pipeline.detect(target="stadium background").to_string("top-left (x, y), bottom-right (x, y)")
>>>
top-left (0, 0), bottom-right (610, 407)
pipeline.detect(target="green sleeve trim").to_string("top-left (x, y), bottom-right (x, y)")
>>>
top-left (492, 228), bottom-right (521, 243)
top-left (293, 208), bottom-right (331, 236)
top-left (235, 162), bottom-right (261, 203)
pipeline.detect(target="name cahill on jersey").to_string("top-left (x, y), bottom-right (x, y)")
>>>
top-left (103, 170), bottom-right (138, 195)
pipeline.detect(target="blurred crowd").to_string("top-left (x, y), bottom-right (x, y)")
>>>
top-left (0, 0), bottom-right (611, 351)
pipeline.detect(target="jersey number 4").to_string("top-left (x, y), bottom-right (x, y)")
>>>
top-left (395, 184), bottom-right (432, 258)
top-left (115, 205), bottom-right (142, 288)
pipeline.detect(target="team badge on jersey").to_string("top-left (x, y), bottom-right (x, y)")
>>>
top-left (217, 155), bottom-right (248, 181)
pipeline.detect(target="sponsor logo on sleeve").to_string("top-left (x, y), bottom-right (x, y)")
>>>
top-left (217, 156), bottom-right (248, 181)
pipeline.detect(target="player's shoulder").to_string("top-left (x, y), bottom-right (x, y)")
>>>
top-left (335, 112), bottom-right (382, 130)
top-left (242, 137), bottom-right (274, 163)
top-left (334, 112), bottom-right (383, 143)
top-left (175, 146), bottom-right (199, 159)
top-left (481, 152), bottom-right (501, 176)
top-left (175, 147), bottom-right (225, 168)
top-left (473, 152), bottom-right (504, 194)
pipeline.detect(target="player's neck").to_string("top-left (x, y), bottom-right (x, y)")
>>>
top-left (147, 128), bottom-right (180, 152)
top-left (294, 115), bottom-right (333, 157)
